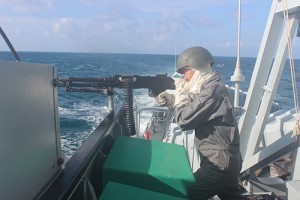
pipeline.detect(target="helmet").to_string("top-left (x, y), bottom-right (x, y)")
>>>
top-left (176, 46), bottom-right (214, 73)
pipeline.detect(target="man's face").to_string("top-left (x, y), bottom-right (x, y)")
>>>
top-left (183, 69), bottom-right (195, 82)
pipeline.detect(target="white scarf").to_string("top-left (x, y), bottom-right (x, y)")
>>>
top-left (185, 65), bottom-right (214, 100)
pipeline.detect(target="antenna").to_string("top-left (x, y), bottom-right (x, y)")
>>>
top-left (231, 0), bottom-right (245, 109)
top-left (172, 47), bottom-right (184, 79)
top-left (175, 47), bottom-right (177, 72)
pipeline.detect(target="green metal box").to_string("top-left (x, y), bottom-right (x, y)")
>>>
top-left (102, 136), bottom-right (195, 198)
top-left (100, 181), bottom-right (187, 200)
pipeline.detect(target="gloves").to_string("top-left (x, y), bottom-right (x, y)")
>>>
top-left (155, 79), bottom-right (188, 108)
top-left (174, 78), bottom-right (186, 92)
top-left (174, 79), bottom-right (189, 107)
top-left (155, 92), bottom-right (175, 107)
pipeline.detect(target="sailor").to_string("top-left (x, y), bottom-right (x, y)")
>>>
top-left (156, 46), bottom-right (245, 199)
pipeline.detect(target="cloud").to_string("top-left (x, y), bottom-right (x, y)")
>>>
top-left (193, 16), bottom-right (218, 28)
top-left (44, 1), bottom-right (221, 49)
top-left (102, 22), bottom-right (112, 31)
top-left (152, 34), bottom-right (168, 43)
top-left (0, 0), bottom-right (279, 56)
top-left (0, 0), bottom-right (53, 13)
top-left (15, 28), bottom-right (21, 34)
top-left (116, 0), bottom-right (237, 13)
top-left (225, 41), bottom-right (234, 48)
top-left (43, 30), bottom-right (49, 36)
top-left (53, 18), bottom-right (81, 37)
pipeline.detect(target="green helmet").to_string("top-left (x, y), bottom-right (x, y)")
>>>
top-left (176, 46), bottom-right (214, 74)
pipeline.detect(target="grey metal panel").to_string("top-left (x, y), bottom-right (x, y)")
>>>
top-left (241, 132), bottom-right (300, 178)
top-left (0, 61), bottom-right (61, 200)
top-left (286, 181), bottom-right (300, 200)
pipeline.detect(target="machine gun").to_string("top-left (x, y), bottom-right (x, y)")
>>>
top-left (55, 74), bottom-right (175, 136)
top-left (55, 74), bottom-right (174, 96)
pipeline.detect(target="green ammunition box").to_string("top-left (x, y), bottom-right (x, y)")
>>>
top-left (99, 181), bottom-right (187, 200)
top-left (102, 136), bottom-right (195, 198)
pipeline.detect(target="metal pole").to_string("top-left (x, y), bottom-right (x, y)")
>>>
top-left (108, 95), bottom-right (114, 112)
top-left (231, 0), bottom-right (245, 109)
top-left (0, 26), bottom-right (21, 61)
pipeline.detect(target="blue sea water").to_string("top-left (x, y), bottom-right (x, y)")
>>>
top-left (1, 51), bottom-right (299, 158)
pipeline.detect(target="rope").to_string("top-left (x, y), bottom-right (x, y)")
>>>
top-left (283, 0), bottom-right (300, 138)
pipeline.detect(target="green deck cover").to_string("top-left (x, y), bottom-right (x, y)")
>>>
top-left (102, 136), bottom-right (195, 198)
top-left (99, 181), bottom-right (187, 200)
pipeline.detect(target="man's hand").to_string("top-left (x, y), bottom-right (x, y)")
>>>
top-left (155, 92), bottom-right (175, 107)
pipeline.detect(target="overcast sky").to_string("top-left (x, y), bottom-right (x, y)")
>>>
top-left (0, 0), bottom-right (299, 57)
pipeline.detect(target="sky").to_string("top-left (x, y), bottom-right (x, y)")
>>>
top-left (0, 0), bottom-right (299, 57)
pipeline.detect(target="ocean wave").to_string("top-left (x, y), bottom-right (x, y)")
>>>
top-left (59, 101), bottom-right (110, 158)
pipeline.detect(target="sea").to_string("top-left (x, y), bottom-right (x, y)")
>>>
top-left (1, 51), bottom-right (299, 158)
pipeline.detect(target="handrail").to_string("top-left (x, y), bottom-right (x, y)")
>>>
top-left (136, 106), bottom-right (172, 138)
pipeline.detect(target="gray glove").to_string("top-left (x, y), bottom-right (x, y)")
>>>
top-left (155, 92), bottom-right (175, 107)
